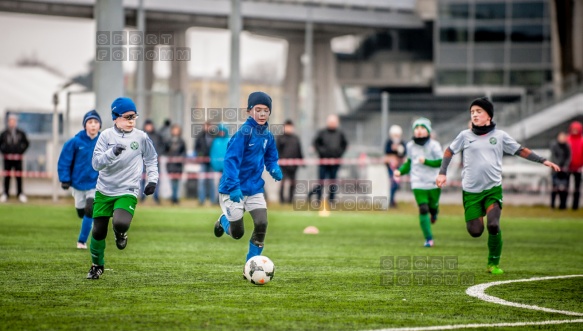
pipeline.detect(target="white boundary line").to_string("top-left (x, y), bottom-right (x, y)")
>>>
top-left (465, 274), bottom-right (583, 316)
top-left (367, 274), bottom-right (583, 331)
top-left (366, 319), bottom-right (583, 331)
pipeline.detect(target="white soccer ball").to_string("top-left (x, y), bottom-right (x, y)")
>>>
top-left (244, 256), bottom-right (275, 285)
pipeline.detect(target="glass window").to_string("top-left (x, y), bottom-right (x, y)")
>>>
top-left (440, 27), bottom-right (468, 42)
top-left (512, 2), bottom-right (546, 19)
top-left (438, 46), bottom-right (468, 65)
top-left (474, 45), bottom-right (505, 64)
top-left (440, 3), bottom-right (469, 19)
top-left (510, 46), bottom-right (544, 64)
top-left (510, 70), bottom-right (548, 86)
top-left (437, 70), bottom-right (468, 85)
top-left (511, 25), bottom-right (548, 42)
top-left (475, 25), bottom-right (506, 42)
top-left (475, 3), bottom-right (506, 19)
top-left (474, 70), bottom-right (504, 85)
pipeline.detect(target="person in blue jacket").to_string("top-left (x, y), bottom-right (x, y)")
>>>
top-left (58, 110), bottom-right (101, 249)
top-left (209, 123), bottom-right (230, 173)
top-left (213, 91), bottom-right (282, 269)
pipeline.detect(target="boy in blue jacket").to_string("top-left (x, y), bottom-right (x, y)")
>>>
top-left (213, 92), bottom-right (282, 268)
top-left (58, 110), bottom-right (101, 249)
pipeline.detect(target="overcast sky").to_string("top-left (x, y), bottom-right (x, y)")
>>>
top-left (0, 12), bottom-right (288, 80)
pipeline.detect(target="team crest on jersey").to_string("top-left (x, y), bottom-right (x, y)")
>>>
top-left (130, 141), bottom-right (139, 150)
top-left (489, 137), bottom-right (497, 145)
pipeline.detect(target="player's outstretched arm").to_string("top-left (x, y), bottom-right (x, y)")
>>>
top-left (515, 147), bottom-right (560, 172)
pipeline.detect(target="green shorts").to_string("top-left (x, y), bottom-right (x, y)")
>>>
top-left (93, 191), bottom-right (138, 218)
top-left (462, 185), bottom-right (503, 222)
top-left (412, 188), bottom-right (441, 209)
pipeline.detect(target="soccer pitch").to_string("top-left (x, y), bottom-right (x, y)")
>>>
top-left (1, 202), bottom-right (582, 330)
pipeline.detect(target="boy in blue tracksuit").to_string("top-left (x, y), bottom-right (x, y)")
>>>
top-left (58, 110), bottom-right (101, 249)
top-left (213, 92), bottom-right (283, 269)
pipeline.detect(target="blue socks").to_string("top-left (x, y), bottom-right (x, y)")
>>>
top-left (246, 241), bottom-right (264, 262)
top-left (220, 214), bottom-right (231, 236)
top-left (78, 216), bottom-right (93, 243)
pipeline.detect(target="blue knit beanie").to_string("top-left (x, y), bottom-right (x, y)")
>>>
top-left (111, 97), bottom-right (137, 120)
top-left (247, 92), bottom-right (272, 112)
top-left (83, 109), bottom-right (102, 128)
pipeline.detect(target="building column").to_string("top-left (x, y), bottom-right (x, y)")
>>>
top-left (573, 0), bottom-right (583, 73)
top-left (169, 28), bottom-right (192, 152)
top-left (313, 38), bottom-right (339, 128)
top-left (94, 0), bottom-right (124, 125)
top-left (283, 40), bottom-right (304, 124)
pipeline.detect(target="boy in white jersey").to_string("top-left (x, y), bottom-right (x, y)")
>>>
top-left (395, 118), bottom-right (442, 247)
top-left (86, 97), bottom-right (159, 279)
top-left (436, 98), bottom-right (560, 275)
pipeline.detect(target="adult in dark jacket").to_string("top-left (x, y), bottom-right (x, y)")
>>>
top-left (550, 131), bottom-right (571, 209)
top-left (276, 120), bottom-right (304, 204)
top-left (308, 114), bottom-right (348, 204)
top-left (194, 121), bottom-right (216, 205)
top-left (141, 119), bottom-right (163, 203)
top-left (165, 124), bottom-right (186, 204)
top-left (0, 114), bottom-right (30, 203)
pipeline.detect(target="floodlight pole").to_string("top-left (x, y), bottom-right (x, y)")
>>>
top-left (229, 0), bottom-right (241, 108)
top-left (52, 92), bottom-right (59, 202)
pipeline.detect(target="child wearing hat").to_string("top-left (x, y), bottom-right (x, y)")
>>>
top-left (213, 91), bottom-right (282, 274)
top-left (394, 118), bottom-right (443, 247)
top-left (58, 110), bottom-right (102, 249)
top-left (86, 97), bottom-right (159, 280)
top-left (436, 97), bottom-right (560, 275)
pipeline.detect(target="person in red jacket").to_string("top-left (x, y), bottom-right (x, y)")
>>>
top-left (567, 121), bottom-right (583, 210)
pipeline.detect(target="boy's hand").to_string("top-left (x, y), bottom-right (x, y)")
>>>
top-left (230, 189), bottom-right (244, 203)
top-left (394, 170), bottom-right (401, 178)
top-left (418, 157), bottom-right (425, 164)
top-left (112, 144), bottom-right (126, 156)
top-left (436, 174), bottom-right (447, 188)
top-left (544, 160), bottom-right (561, 172)
top-left (61, 182), bottom-right (71, 190)
top-left (270, 167), bottom-right (283, 181)
top-left (144, 182), bottom-right (157, 195)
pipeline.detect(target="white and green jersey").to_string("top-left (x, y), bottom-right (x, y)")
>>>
top-left (92, 126), bottom-right (158, 197)
top-left (404, 140), bottom-right (443, 190)
top-left (449, 129), bottom-right (520, 193)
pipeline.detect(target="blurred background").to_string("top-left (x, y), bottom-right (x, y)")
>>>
top-left (0, 0), bottom-right (581, 205)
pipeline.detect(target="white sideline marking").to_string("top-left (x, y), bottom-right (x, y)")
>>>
top-left (465, 275), bottom-right (583, 316)
top-left (367, 319), bottom-right (583, 331)
top-left (367, 275), bottom-right (583, 331)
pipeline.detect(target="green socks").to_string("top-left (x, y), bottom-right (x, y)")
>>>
top-left (90, 236), bottom-right (106, 266)
top-left (419, 213), bottom-right (432, 240)
top-left (488, 231), bottom-right (503, 266)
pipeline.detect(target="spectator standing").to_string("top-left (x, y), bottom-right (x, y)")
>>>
top-left (384, 125), bottom-right (407, 208)
top-left (276, 119), bottom-right (304, 204)
top-left (550, 131), bottom-right (571, 210)
top-left (567, 121), bottom-right (583, 210)
top-left (308, 114), bottom-right (348, 205)
top-left (0, 114), bottom-right (30, 203)
top-left (194, 121), bottom-right (216, 206)
top-left (165, 124), bottom-right (186, 204)
top-left (210, 123), bottom-right (230, 173)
